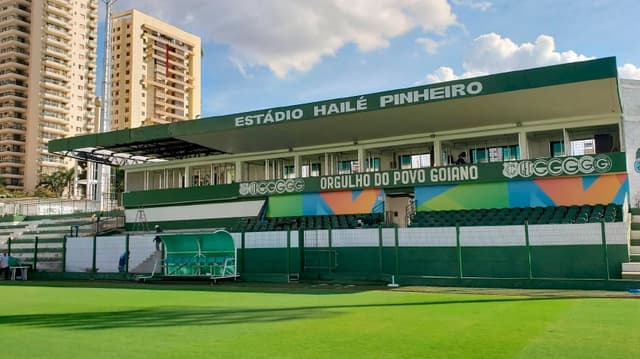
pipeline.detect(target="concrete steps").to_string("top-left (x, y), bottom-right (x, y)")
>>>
top-left (622, 263), bottom-right (640, 280)
top-left (632, 213), bottom-right (640, 262)
top-left (622, 209), bottom-right (640, 279)
top-left (131, 251), bottom-right (162, 274)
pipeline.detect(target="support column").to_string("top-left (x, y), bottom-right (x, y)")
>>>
top-left (324, 153), bottom-right (330, 175)
top-left (433, 139), bottom-right (442, 166)
top-left (294, 155), bottom-right (300, 177)
top-left (563, 128), bottom-right (571, 156)
top-left (518, 130), bottom-right (529, 160)
top-left (357, 147), bottom-right (364, 172)
top-left (235, 160), bottom-right (242, 182)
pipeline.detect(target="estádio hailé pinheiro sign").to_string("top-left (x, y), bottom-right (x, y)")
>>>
top-left (234, 81), bottom-right (483, 127)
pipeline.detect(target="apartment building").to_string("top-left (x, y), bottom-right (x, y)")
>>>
top-left (0, 0), bottom-right (98, 192)
top-left (110, 9), bottom-right (201, 130)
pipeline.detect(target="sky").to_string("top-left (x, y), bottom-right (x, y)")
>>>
top-left (103, 0), bottom-right (640, 117)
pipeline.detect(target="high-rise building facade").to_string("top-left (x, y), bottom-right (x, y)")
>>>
top-left (110, 9), bottom-right (201, 130)
top-left (0, 0), bottom-right (98, 192)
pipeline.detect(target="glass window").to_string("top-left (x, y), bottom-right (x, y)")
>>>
top-left (471, 145), bottom-right (519, 163)
top-left (502, 145), bottom-right (520, 161)
top-left (489, 147), bottom-right (503, 162)
top-left (283, 165), bottom-right (295, 179)
top-left (301, 163), bottom-right (321, 177)
top-left (400, 154), bottom-right (430, 169)
top-left (365, 158), bottom-right (380, 172)
top-left (337, 160), bottom-right (358, 174)
top-left (550, 141), bottom-right (565, 157)
top-left (470, 148), bottom-right (487, 163)
top-left (570, 139), bottom-right (595, 155)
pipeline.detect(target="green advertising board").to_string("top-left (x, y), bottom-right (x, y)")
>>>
top-left (237, 152), bottom-right (626, 197)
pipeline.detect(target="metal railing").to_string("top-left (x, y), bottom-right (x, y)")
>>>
top-left (0, 197), bottom-right (100, 217)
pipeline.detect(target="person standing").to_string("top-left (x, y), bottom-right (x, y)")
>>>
top-left (153, 225), bottom-right (163, 251)
top-left (118, 251), bottom-right (128, 272)
top-left (153, 235), bottom-right (162, 251)
top-left (0, 250), bottom-right (9, 280)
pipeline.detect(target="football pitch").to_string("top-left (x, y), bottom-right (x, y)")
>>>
top-left (1, 282), bottom-right (639, 358)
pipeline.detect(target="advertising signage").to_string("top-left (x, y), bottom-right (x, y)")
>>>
top-left (238, 152), bottom-right (626, 197)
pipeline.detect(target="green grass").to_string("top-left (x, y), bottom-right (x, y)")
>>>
top-left (1, 282), bottom-right (639, 358)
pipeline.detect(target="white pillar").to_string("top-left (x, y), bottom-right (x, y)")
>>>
top-left (518, 130), bottom-right (529, 160)
top-left (563, 128), bottom-right (571, 156)
top-left (324, 153), bottom-right (329, 175)
top-left (433, 139), bottom-right (441, 166)
top-left (294, 155), bottom-right (300, 177)
top-left (235, 161), bottom-right (242, 182)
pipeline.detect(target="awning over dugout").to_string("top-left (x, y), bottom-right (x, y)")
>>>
top-left (49, 57), bottom-right (622, 166)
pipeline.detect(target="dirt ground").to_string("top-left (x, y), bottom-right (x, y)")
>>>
top-left (391, 285), bottom-right (640, 298)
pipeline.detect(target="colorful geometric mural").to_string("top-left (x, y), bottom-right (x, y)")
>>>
top-left (267, 189), bottom-right (384, 217)
top-left (416, 174), bottom-right (628, 211)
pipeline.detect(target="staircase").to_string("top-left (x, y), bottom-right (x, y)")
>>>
top-left (622, 208), bottom-right (640, 279)
top-left (130, 251), bottom-right (163, 274)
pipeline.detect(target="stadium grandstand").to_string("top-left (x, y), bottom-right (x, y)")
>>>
top-left (22, 56), bottom-right (640, 286)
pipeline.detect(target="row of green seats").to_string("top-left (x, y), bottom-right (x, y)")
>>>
top-left (237, 213), bottom-right (386, 232)
top-left (410, 204), bottom-right (622, 227)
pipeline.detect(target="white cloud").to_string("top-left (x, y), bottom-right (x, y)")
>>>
top-left (424, 33), bottom-right (594, 82)
top-left (425, 66), bottom-right (458, 83)
top-left (451, 0), bottom-right (493, 11)
top-left (114, 0), bottom-right (457, 78)
top-left (618, 63), bottom-right (640, 80)
top-left (416, 37), bottom-right (441, 54)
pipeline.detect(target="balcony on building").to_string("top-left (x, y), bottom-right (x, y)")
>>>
top-left (43, 23), bottom-right (71, 40)
top-left (41, 77), bottom-right (68, 92)
top-left (0, 57), bottom-right (29, 70)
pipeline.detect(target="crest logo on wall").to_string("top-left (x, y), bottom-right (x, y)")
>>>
top-left (502, 162), bottom-right (519, 178)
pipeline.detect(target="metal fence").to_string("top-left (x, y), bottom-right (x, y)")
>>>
top-left (0, 197), bottom-right (119, 217)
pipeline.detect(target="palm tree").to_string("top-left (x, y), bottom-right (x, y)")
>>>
top-left (38, 168), bottom-right (75, 198)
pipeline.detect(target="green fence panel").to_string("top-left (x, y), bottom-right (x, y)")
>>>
top-left (398, 247), bottom-right (459, 277)
top-left (530, 244), bottom-right (626, 279)
top-left (461, 247), bottom-right (530, 278)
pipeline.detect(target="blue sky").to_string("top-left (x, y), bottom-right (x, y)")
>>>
top-left (104, 0), bottom-right (640, 117)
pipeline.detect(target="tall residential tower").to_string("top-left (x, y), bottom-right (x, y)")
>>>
top-left (0, 0), bottom-right (98, 192)
top-left (110, 9), bottom-right (201, 130)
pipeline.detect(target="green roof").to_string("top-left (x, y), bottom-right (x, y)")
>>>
top-left (49, 57), bottom-right (621, 166)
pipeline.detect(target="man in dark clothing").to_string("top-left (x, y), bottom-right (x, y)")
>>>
top-left (118, 251), bottom-right (128, 272)
top-left (0, 250), bottom-right (9, 280)
top-left (153, 225), bottom-right (163, 251)
top-left (153, 236), bottom-right (162, 251)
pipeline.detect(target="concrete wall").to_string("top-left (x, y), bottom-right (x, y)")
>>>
top-left (620, 79), bottom-right (640, 207)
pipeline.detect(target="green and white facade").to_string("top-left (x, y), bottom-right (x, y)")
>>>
top-left (50, 57), bottom-right (640, 284)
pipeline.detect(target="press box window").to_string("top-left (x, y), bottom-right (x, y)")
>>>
top-left (301, 163), bottom-right (321, 177)
top-left (399, 154), bottom-right (430, 169)
top-left (550, 141), bottom-right (565, 157)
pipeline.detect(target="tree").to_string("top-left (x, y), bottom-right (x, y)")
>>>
top-left (113, 167), bottom-right (125, 205)
top-left (38, 168), bottom-right (75, 198)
